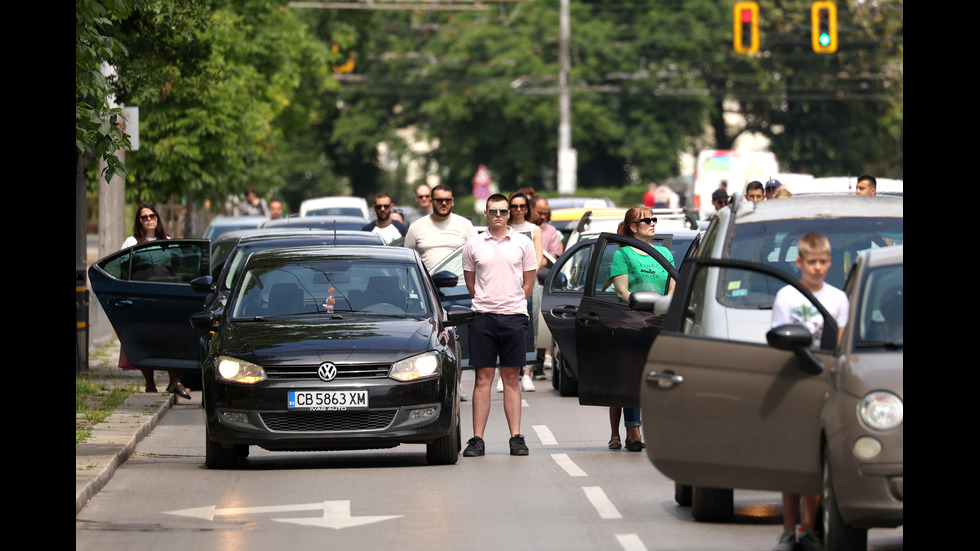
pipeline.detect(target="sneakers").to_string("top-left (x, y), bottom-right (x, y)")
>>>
top-left (463, 436), bottom-right (485, 457)
top-left (772, 532), bottom-right (796, 551)
top-left (521, 374), bottom-right (536, 392)
top-left (543, 353), bottom-right (553, 369)
top-left (496, 377), bottom-right (504, 393)
top-left (509, 434), bottom-right (529, 456)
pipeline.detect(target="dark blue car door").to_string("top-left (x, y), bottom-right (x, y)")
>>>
top-left (572, 233), bottom-right (680, 408)
top-left (88, 239), bottom-right (211, 372)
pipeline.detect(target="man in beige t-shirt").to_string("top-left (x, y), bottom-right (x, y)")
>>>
top-left (404, 184), bottom-right (477, 272)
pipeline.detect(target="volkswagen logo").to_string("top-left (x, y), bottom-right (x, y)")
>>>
top-left (317, 362), bottom-right (338, 382)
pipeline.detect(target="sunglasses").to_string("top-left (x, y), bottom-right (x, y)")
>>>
top-left (509, 203), bottom-right (527, 210)
top-left (416, 194), bottom-right (430, 199)
top-left (374, 204), bottom-right (392, 210)
top-left (433, 197), bottom-right (453, 204)
top-left (636, 217), bottom-right (657, 225)
top-left (487, 208), bottom-right (510, 217)
top-left (140, 213), bottom-right (158, 222)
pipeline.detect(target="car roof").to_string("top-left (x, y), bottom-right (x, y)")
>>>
top-left (205, 215), bottom-right (268, 226)
top-left (788, 177), bottom-right (903, 196)
top-left (245, 244), bottom-right (418, 265)
top-left (261, 215), bottom-right (369, 228)
top-left (545, 197), bottom-right (616, 210)
top-left (862, 243), bottom-right (904, 268)
top-left (236, 229), bottom-right (383, 245)
top-left (731, 194), bottom-right (903, 223)
top-left (298, 196), bottom-right (370, 218)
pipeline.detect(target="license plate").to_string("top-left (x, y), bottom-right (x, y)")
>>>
top-left (288, 390), bottom-right (369, 410)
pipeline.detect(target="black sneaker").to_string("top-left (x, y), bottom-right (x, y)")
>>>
top-left (463, 436), bottom-right (485, 457)
top-left (509, 434), bottom-right (529, 456)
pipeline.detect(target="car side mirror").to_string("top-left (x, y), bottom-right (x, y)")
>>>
top-left (628, 291), bottom-right (668, 316)
top-left (189, 310), bottom-right (216, 331)
top-left (537, 266), bottom-right (550, 285)
top-left (444, 305), bottom-right (475, 326)
top-left (766, 324), bottom-right (823, 375)
top-left (190, 275), bottom-right (214, 294)
top-left (431, 270), bottom-right (459, 288)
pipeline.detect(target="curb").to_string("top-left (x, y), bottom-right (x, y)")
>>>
top-left (75, 392), bottom-right (175, 516)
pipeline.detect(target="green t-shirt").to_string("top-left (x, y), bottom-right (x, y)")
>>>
top-left (610, 245), bottom-right (675, 295)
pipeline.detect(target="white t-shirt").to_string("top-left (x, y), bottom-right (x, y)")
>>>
top-left (771, 283), bottom-right (849, 349)
top-left (405, 213), bottom-right (477, 272)
top-left (121, 235), bottom-right (161, 250)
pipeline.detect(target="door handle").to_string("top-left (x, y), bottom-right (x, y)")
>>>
top-left (576, 311), bottom-right (601, 325)
top-left (645, 370), bottom-right (683, 389)
top-left (551, 305), bottom-right (578, 318)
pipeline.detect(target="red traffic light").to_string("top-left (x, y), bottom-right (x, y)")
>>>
top-left (733, 2), bottom-right (760, 55)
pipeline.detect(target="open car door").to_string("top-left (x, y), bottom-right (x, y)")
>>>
top-left (88, 239), bottom-right (211, 373)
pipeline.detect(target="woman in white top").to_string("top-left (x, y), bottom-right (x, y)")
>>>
top-left (501, 192), bottom-right (543, 392)
top-left (118, 204), bottom-right (192, 400)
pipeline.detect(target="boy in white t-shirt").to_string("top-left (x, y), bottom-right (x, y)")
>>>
top-left (769, 232), bottom-right (849, 551)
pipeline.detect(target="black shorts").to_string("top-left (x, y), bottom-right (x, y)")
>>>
top-left (468, 312), bottom-right (528, 368)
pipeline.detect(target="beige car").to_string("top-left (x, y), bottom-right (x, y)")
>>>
top-left (637, 242), bottom-right (903, 550)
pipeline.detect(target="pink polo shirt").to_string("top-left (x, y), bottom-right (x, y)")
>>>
top-left (462, 228), bottom-right (537, 316)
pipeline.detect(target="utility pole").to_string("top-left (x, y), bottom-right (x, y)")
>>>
top-left (557, 0), bottom-right (576, 195)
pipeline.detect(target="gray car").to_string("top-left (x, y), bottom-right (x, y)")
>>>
top-left (635, 195), bottom-right (902, 549)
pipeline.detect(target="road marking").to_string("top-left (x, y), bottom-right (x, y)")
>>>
top-left (532, 424), bottom-right (557, 445)
top-left (164, 500), bottom-right (401, 529)
top-left (551, 453), bottom-right (588, 477)
top-left (616, 533), bottom-right (648, 551)
top-left (583, 486), bottom-right (622, 519)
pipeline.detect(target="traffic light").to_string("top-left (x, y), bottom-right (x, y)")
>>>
top-left (811, 1), bottom-right (838, 54)
top-left (733, 2), bottom-right (760, 55)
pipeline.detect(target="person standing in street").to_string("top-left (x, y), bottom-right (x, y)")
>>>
top-left (745, 181), bottom-right (765, 202)
top-left (405, 183), bottom-right (434, 226)
top-left (240, 187), bottom-right (269, 216)
top-left (362, 192), bottom-right (408, 244)
top-left (268, 198), bottom-right (284, 220)
top-left (404, 184), bottom-right (476, 273)
top-left (461, 193), bottom-right (538, 457)
top-left (119, 203), bottom-right (192, 400)
top-left (529, 194), bottom-right (562, 378)
top-left (500, 191), bottom-right (543, 392)
top-left (855, 174), bottom-right (877, 196)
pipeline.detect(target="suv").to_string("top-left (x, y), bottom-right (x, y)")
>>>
top-left (635, 194), bottom-right (903, 538)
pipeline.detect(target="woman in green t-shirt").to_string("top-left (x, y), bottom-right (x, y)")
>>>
top-left (605, 206), bottom-right (675, 451)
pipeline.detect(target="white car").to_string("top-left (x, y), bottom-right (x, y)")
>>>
top-left (299, 196), bottom-right (370, 219)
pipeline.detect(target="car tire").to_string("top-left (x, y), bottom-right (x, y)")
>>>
top-left (426, 415), bottom-right (461, 466)
top-left (675, 482), bottom-right (693, 506)
top-left (823, 446), bottom-right (867, 551)
top-left (691, 486), bottom-right (734, 522)
top-left (555, 346), bottom-right (578, 397)
top-left (205, 429), bottom-right (237, 469)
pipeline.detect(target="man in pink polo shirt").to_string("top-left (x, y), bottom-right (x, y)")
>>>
top-left (461, 193), bottom-right (538, 457)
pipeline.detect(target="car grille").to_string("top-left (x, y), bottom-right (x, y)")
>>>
top-left (264, 363), bottom-right (391, 380)
top-left (261, 410), bottom-right (396, 432)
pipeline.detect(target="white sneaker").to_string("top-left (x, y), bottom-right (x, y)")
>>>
top-left (521, 374), bottom-right (536, 392)
top-left (496, 377), bottom-right (504, 393)
top-left (543, 353), bottom-right (553, 369)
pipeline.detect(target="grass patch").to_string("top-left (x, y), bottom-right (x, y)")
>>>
top-left (76, 378), bottom-right (141, 444)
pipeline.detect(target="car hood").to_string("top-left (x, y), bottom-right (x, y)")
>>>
top-left (219, 317), bottom-right (439, 364)
top-left (837, 349), bottom-right (903, 399)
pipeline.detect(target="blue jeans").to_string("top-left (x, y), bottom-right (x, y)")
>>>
top-left (623, 407), bottom-right (641, 428)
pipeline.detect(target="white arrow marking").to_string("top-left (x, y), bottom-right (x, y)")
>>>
top-left (274, 501), bottom-right (401, 529)
top-left (164, 500), bottom-right (401, 529)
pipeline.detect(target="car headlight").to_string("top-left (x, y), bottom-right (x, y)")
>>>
top-left (216, 355), bottom-right (267, 384)
top-left (390, 352), bottom-right (441, 382)
top-left (858, 391), bottom-right (903, 430)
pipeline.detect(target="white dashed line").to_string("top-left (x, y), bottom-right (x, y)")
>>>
top-left (532, 424), bottom-right (557, 445)
top-left (551, 453), bottom-right (588, 477)
top-left (615, 534), bottom-right (648, 551)
top-left (583, 486), bottom-right (622, 519)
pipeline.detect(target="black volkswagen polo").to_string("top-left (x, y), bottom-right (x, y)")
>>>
top-left (190, 245), bottom-right (474, 468)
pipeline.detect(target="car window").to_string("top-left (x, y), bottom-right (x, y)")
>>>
top-left (550, 244), bottom-right (592, 293)
top-left (855, 263), bottom-right (903, 346)
top-left (231, 261), bottom-right (429, 319)
top-left (103, 241), bottom-right (205, 283)
top-left (724, 217), bottom-right (903, 307)
top-left (305, 207), bottom-right (364, 217)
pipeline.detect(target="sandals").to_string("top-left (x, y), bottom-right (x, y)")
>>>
top-left (608, 436), bottom-right (622, 450)
top-left (625, 438), bottom-right (646, 452)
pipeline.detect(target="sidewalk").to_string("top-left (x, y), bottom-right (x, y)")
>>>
top-left (76, 338), bottom-right (176, 516)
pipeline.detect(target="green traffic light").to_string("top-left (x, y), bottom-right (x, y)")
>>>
top-left (819, 33), bottom-right (831, 47)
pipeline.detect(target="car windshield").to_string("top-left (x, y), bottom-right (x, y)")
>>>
top-left (718, 217), bottom-right (904, 310)
top-left (230, 261), bottom-right (430, 319)
top-left (855, 263), bottom-right (903, 347)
